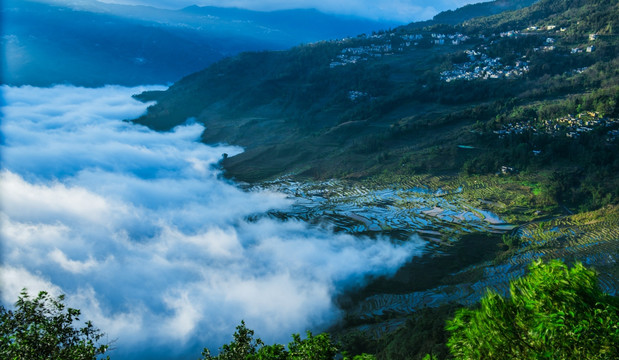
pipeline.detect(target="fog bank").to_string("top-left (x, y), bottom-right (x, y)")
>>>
top-left (0, 85), bottom-right (422, 359)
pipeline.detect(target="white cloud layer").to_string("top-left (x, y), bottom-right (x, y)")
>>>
top-left (38, 0), bottom-right (487, 23)
top-left (0, 85), bottom-right (422, 359)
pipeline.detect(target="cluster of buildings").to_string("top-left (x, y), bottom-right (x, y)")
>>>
top-left (525, 24), bottom-right (568, 32)
top-left (330, 19), bottom-right (599, 87)
top-left (571, 34), bottom-right (598, 53)
top-left (495, 24), bottom-right (598, 55)
top-left (430, 32), bottom-right (470, 45)
top-left (330, 44), bottom-right (394, 68)
top-left (329, 31), bottom-right (471, 68)
top-left (440, 50), bottom-right (529, 82)
top-left (439, 23), bottom-right (599, 83)
top-left (493, 112), bottom-right (619, 140)
top-left (348, 90), bottom-right (368, 101)
top-left (500, 30), bottom-right (520, 38)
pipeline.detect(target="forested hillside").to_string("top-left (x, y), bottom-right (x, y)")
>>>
top-left (135, 0), bottom-right (618, 213)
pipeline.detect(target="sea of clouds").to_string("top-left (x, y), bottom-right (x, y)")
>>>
top-left (0, 85), bottom-right (422, 359)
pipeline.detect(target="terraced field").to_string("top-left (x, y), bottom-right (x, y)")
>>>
top-left (251, 176), bottom-right (515, 240)
top-left (249, 176), bottom-right (619, 339)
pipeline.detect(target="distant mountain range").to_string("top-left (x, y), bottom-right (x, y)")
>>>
top-left (2, 0), bottom-right (541, 87)
top-left (1, 0), bottom-right (396, 86)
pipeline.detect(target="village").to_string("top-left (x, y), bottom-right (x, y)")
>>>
top-left (329, 31), bottom-right (471, 68)
top-left (440, 26), bottom-right (599, 82)
top-left (440, 49), bottom-right (529, 82)
top-left (493, 112), bottom-right (619, 140)
top-left (328, 20), bottom-right (600, 85)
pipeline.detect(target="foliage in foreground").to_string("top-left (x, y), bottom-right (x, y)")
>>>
top-left (372, 304), bottom-right (460, 360)
top-left (0, 290), bottom-right (109, 360)
top-left (2, 259), bottom-right (618, 360)
top-left (200, 321), bottom-right (374, 360)
top-left (446, 259), bottom-right (619, 359)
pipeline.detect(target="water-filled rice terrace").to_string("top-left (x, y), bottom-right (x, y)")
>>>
top-left (251, 176), bottom-right (514, 243)
top-left (249, 176), bottom-right (619, 338)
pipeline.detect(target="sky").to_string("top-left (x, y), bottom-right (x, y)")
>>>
top-left (49, 0), bottom-right (489, 23)
top-left (0, 85), bottom-right (424, 359)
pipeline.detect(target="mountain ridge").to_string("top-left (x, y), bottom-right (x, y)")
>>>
top-left (405, 0), bottom-right (538, 29)
top-left (1, 0), bottom-right (392, 86)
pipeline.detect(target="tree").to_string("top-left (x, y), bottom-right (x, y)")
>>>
top-left (0, 289), bottom-right (109, 360)
top-left (200, 322), bottom-right (343, 360)
top-left (201, 321), bottom-right (263, 360)
top-left (345, 354), bottom-right (376, 360)
top-left (446, 260), bottom-right (619, 359)
top-left (251, 344), bottom-right (288, 360)
top-left (287, 331), bottom-right (338, 360)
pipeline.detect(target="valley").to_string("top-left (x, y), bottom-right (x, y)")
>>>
top-left (133, 1), bottom-right (618, 355)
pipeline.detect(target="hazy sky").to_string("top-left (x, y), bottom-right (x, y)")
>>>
top-left (0, 85), bottom-right (423, 359)
top-left (69, 0), bottom-right (487, 22)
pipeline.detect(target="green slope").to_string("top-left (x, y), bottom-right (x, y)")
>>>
top-left (135, 0), bottom-right (617, 193)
